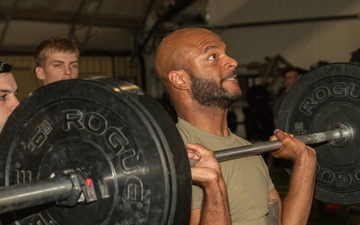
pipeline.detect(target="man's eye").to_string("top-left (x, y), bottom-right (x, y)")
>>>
top-left (0, 94), bottom-right (6, 100)
top-left (71, 64), bottom-right (79, 69)
top-left (209, 54), bottom-right (216, 60)
top-left (53, 64), bottom-right (61, 68)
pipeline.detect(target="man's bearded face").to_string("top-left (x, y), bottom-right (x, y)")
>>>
top-left (189, 71), bottom-right (241, 109)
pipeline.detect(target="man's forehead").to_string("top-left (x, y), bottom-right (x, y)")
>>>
top-left (156, 28), bottom-right (224, 67)
top-left (45, 51), bottom-right (78, 62)
top-left (0, 73), bottom-right (17, 90)
top-left (177, 33), bottom-right (225, 53)
top-left (286, 71), bottom-right (299, 77)
top-left (0, 72), bottom-right (12, 78)
top-left (168, 28), bottom-right (219, 42)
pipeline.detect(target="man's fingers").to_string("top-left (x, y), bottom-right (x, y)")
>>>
top-left (186, 143), bottom-right (214, 157)
top-left (187, 149), bottom-right (200, 160)
top-left (274, 129), bottom-right (286, 140)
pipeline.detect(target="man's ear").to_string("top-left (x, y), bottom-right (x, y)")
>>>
top-left (168, 70), bottom-right (189, 89)
top-left (35, 66), bottom-right (45, 80)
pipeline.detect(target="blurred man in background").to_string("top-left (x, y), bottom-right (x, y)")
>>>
top-left (0, 61), bottom-right (19, 133)
top-left (34, 36), bottom-right (79, 85)
top-left (273, 67), bottom-right (306, 125)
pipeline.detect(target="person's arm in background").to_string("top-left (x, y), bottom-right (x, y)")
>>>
top-left (187, 143), bottom-right (231, 225)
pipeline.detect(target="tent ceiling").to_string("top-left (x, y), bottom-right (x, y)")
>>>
top-left (1, 0), bottom-right (360, 70)
top-left (0, 0), bottom-right (203, 55)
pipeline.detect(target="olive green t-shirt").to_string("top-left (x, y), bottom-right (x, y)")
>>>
top-left (177, 118), bottom-right (274, 225)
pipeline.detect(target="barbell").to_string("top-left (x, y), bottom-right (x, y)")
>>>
top-left (0, 63), bottom-right (359, 225)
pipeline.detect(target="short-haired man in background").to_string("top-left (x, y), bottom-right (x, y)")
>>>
top-left (0, 61), bottom-right (19, 133)
top-left (34, 36), bottom-right (79, 85)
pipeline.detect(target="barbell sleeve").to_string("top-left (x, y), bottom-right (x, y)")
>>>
top-left (0, 177), bottom-right (74, 214)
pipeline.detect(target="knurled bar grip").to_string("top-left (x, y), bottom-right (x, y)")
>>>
top-left (0, 177), bottom-right (74, 214)
top-left (189, 126), bottom-right (351, 167)
top-left (215, 129), bottom-right (345, 162)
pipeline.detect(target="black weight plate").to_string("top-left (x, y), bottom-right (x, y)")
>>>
top-left (0, 78), bottom-right (191, 225)
top-left (277, 63), bottom-right (360, 205)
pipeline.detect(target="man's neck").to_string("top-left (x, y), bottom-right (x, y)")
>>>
top-left (178, 106), bottom-right (230, 137)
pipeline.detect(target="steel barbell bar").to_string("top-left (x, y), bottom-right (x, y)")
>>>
top-left (0, 177), bottom-right (74, 214)
top-left (214, 122), bottom-right (352, 162)
top-left (0, 122), bottom-right (352, 214)
top-left (0, 173), bottom-right (97, 214)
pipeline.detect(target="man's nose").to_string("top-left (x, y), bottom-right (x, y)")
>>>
top-left (225, 55), bottom-right (238, 69)
top-left (10, 96), bottom-right (20, 112)
top-left (64, 65), bottom-right (72, 76)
